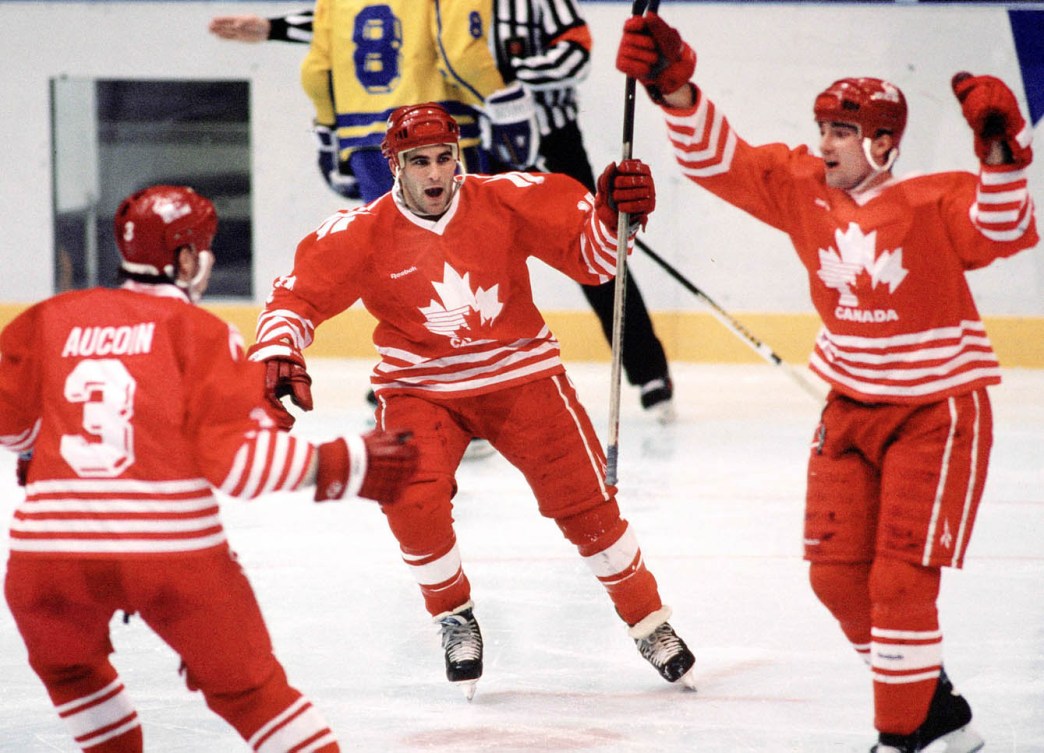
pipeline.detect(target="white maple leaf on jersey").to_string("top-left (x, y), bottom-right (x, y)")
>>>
top-left (817, 223), bottom-right (907, 307)
top-left (314, 206), bottom-right (371, 239)
top-left (419, 262), bottom-right (503, 340)
top-left (867, 244), bottom-right (907, 293)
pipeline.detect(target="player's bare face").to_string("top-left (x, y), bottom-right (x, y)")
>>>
top-left (818, 122), bottom-right (873, 190)
top-left (399, 145), bottom-right (458, 217)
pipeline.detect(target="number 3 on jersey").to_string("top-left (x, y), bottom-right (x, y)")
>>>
top-left (60, 359), bottom-right (136, 478)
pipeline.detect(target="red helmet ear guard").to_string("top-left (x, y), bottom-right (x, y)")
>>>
top-left (814, 77), bottom-right (908, 146)
top-left (380, 103), bottom-right (461, 167)
top-left (114, 185), bottom-right (217, 277)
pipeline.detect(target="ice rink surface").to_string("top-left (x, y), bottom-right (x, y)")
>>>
top-left (1, 360), bottom-right (1041, 753)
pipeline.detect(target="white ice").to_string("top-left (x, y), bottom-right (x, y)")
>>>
top-left (1, 360), bottom-right (1041, 753)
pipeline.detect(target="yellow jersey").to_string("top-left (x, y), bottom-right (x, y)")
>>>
top-left (301, 0), bottom-right (508, 159)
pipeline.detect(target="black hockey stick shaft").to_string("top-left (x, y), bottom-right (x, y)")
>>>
top-left (607, 0), bottom-right (658, 486)
top-left (633, 236), bottom-right (825, 402)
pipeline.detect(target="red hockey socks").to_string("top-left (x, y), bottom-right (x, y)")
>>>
top-left (808, 561), bottom-right (873, 661)
top-left (869, 557), bottom-right (943, 735)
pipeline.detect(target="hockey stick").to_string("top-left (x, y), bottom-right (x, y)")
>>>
top-left (606, 0), bottom-right (658, 486)
top-left (634, 236), bottom-right (826, 402)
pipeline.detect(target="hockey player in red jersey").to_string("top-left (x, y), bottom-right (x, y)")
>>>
top-left (0, 185), bottom-right (419, 752)
top-left (249, 102), bottom-right (696, 699)
top-left (618, 12), bottom-right (1037, 753)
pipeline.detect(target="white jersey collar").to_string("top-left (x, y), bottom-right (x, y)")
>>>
top-left (120, 279), bottom-right (190, 302)
top-left (392, 175), bottom-right (465, 236)
top-left (847, 173), bottom-right (898, 206)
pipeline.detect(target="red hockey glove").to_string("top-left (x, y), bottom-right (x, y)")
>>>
top-left (16, 450), bottom-right (32, 487)
top-left (247, 337), bottom-right (313, 431)
top-left (263, 359), bottom-right (313, 430)
top-left (952, 72), bottom-right (1033, 168)
top-left (616, 13), bottom-right (696, 102)
top-left (595, 160), bottom-right (656, 234)
top-left (314, 430), bottom-right (418, 504)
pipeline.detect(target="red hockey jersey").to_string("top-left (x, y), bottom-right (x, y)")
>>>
top-left (662, 92), bottom-right (1038, 403)
top-left (256, 171), bottom-right (622, 396)
top-left (0, 282), bottom-right (317, 557)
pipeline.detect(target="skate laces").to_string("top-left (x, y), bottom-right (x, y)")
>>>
top-left (637, 623), bottom-right (685, 667)
top-left (439, 612), bottom-right (482, 662)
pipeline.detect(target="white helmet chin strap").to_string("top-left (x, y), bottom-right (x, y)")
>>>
top-left (176, 249), bottom-right (214, 303)
top-left (852, 135), bottom-right (898, 194)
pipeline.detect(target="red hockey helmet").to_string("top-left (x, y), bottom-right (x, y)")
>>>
top-left (380, 102), bottom-right (460, 167)
top-left (114, 185), bottom-right (217, 277)
top-left (813, 77), bottom-right (908, 145)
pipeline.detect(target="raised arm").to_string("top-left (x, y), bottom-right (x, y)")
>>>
top-left (208, 9), bottom-right (314, 44)
top-left (950, 72), bottom-right (1037, 260)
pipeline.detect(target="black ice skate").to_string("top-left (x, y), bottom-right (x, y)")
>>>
top-left (629, 606), bottom-right (696, 689)
top-left (870, 668), bottom-right (984, 753)
top-left (436, 602), bottom-right (483, 701)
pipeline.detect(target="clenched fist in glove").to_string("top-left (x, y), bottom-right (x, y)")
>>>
top-left (952, 72), bottom-right (1033, 168)
top-left (481, 82), bottom-right (542, 170)
top-left (314, 123), bottom-right (361, 199)
top-left (595, 160), bottom-right (656, 234)
top-left (617, 13), bottom-right (696, 103)
top-left (247, 337), bottom-right (314, 431)
top-left (314, 430), bottom-right (419, 504)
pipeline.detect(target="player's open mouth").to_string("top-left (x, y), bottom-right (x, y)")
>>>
top-left (425, 188), bottom-right (444, 198)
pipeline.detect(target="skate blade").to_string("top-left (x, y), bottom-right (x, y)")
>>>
top-left (678, 666), bottom-right (697, 692)
top-left (652, 401), bottom-right (677, 425)
top-left (922, 725), bottom-right (984, 753)
top-left (456, 679), bottom-right (478, 702)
